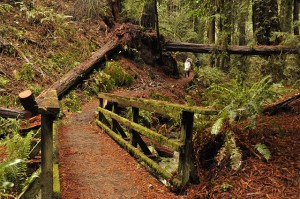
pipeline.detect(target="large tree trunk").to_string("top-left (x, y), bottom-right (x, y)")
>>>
top-left (280, 0), bottom-right (293, 32)
top-left (141, 0), bottom-right (156, 29)
top-left (107, 0), bottom-right (123, 22)
top-left (252, 0), bottom-right (281, 45)
top-left (294, 0), bottom-right (300, 35)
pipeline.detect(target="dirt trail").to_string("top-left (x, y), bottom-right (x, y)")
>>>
top-left (58, 98), bottom-right (182, 199)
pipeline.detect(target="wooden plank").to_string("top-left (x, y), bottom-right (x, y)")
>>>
top-left (164, 42), bottom-right (299, 55)
top-left (112, 102), bottom-right (127, 138)
top-left (96, 119), bottom-right (182, 187)
top-left (98, 93), bottom-right (218, 118)
top-left (97, 107), bottom-right (182, 151)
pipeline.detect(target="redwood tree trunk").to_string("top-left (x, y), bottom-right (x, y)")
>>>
top-left (252, 0), bottom-right (280, 45)
top-left (141, 0), bottom-right (156, 29)
top-left (294, 0), bottom-right (300, 35)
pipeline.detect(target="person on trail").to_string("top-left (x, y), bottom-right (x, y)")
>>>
top-left (184, 58), bottom-right (192, 77)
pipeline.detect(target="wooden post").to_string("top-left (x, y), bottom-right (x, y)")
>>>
top-left (131, 107), bottom-right (152, 155)
top-left (19, 90), bottom-right (39, 116)
top-left (112, 102), bottom-right (127, 138)
top-left (178, 111), bottom-right (198, 185)
top-left (38, 90), bottom-right (60, 199)
top-left (98, 98), bottom-right (110, 127)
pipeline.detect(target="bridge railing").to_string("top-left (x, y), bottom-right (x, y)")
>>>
top-left (96, 93), bottom-right (218, 187)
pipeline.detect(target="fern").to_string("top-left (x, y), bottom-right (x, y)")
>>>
top-left (3, 131), bottom-right (33, 191)
top-left (255, 143), bottom-right (271, 161)
top-left (215, 131), bottom-right (242, 170)
top-left (0, 3), bottom-right (12, 15)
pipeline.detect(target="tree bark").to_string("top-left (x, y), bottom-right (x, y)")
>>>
top-left (252, 0), bottom-right (280, 45)
top-left (141, 0), bottom-right (156, 29)
top-left (294, 0), bottom-right (300, 35)
top-left (164, 42), bottom-right (299, 55)
top-left (0, 107), bottom-right (29, 119)
top-left (280, 0), bottom-right (293, 32)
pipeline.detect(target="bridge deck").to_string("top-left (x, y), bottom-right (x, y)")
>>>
top-left (57, 98), bottom-right (179, 199)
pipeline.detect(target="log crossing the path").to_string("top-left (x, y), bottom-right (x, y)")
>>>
top-left (164, 42), bottom-right (299, 55)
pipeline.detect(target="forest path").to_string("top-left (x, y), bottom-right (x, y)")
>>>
top-left (58, 98), bottom-right (182, 199)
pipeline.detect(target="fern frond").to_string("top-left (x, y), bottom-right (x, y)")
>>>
top-left (255, 143), bottom-right (271, 161)
top-left (211, 118), bottom-right (224, 135)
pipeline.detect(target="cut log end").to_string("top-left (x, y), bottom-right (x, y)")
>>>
top-left (19, 90), bottom-right (33, 99)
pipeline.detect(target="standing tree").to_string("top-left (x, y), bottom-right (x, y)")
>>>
top-left (294, 0), bottom-right (299, 35)
top-left (280, 0), bottom-right (293, 32)
top-left (141, 0), bottom-right (156, 29)
top-left (252, 0), bottom-right (280, 45)
top-left (107, 0), bottom-right (123, 22)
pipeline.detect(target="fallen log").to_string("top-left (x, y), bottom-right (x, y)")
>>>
top-left (263, 93), bottom-right (300, 115)
top-left (0, 107), bottom-right (29, 119)
top-left (37, 37), bottom-right (121, 102)
top-left (164, 42), bottom-right (299, 55)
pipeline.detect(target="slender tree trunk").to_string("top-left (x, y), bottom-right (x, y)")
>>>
top-left (294, 0), bottom-right (300, 35)
top-left (154, 0), bottom-right (162, 62)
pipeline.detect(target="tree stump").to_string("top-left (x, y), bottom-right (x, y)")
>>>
top-left (19, 90), bottom-right (39, 116)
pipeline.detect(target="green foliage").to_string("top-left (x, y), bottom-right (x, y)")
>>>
top-left (0, 159), bottom-right (22, 196)
top-left (61, 91), bottom-right (81, 112)
top-left (208, 76), bottom-right (282, 170)
top-left (149, 92), bottom-right (170, 102)
top-left (16, 1), bottom-right (72, 25)
top-left (103, 61), bottom-right (133, 87)
top-left (0, 117), bottom-right (20, 138)
top-left (73, 0), bottom-right (109, 19)
top-left (208, 75), bottom-right (281, 126)
top-left (15, 63), bottom-right (35, 82)
top-left (195, 66), bottom-right (227, 88)
top-left (215, 131), bottom-right (242, 171)
top-left (84, 70), bottom-right (116, 95)
top-left (255, 143), bottom-right (271, 161)
top-left (1, 131), bottom-right (33, 192)
top-left (0, 3), bottom-right (12, 15)
top-left (0, 77), bottom-right (9, 88)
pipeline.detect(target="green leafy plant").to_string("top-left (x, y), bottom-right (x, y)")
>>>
top-left (195, 66), bottom-right (226, 88)
top-left (255, 143), bottom-right (271, 161)
top-left (15, 63), bottom-right (35, 82)
top-left (61, 91), bottom-right (81, 112)
top-left (0, 159), bottom-right (22, 196)
top-left (1, 130), bottom-right (33, 192)
top-left (0, 117), bottom-right (20, 138)
top-left (0, 3), bottom-right (12, 15)
top-left (103, 61), bottom-right (133, 87)
top-left (208, 75), bottom-right (280, 170)
top-left (83, 70), bottom-right (116, 95)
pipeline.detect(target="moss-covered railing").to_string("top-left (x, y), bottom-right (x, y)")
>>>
top-left (96, 93), bottom-right (218, 187)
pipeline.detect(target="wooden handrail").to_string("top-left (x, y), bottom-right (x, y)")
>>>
top-left (98, 93), bottom-right (218, 118)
